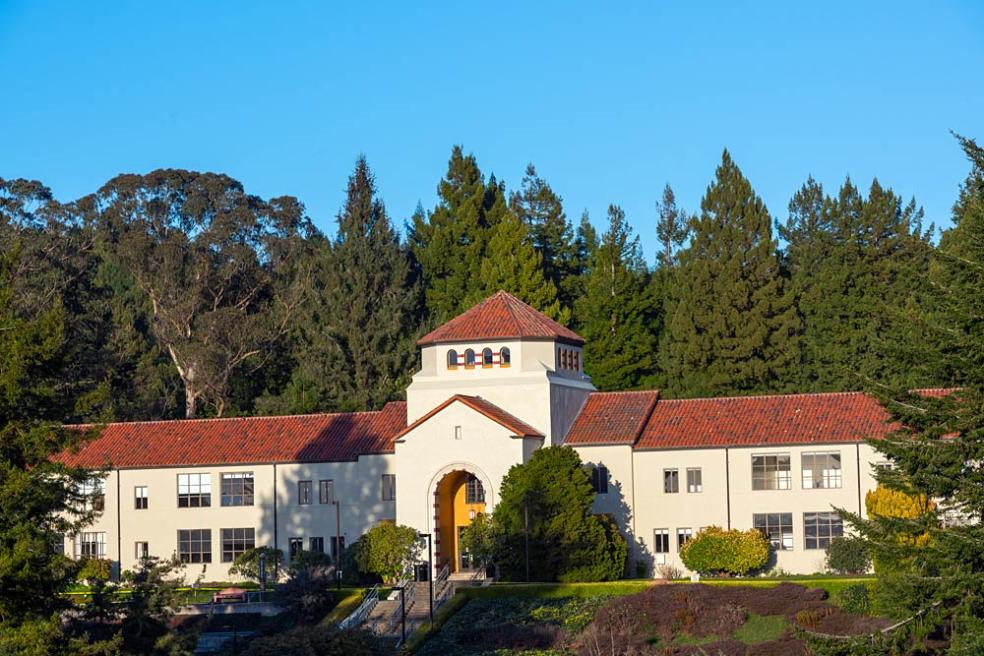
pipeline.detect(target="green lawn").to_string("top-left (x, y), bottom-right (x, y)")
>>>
top-left (735, 614), bottom-right (787, 644)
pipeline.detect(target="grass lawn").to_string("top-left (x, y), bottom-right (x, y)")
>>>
top-left (734, 613), bottom-right (787, 644)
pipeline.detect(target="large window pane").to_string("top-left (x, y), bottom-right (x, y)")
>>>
top-left (804, 512), bottom-right (843, 549)
top-left (177, 473), bottom-right (211, 508)
top-left (802, 452), bottom-right (842, 489)
top-left (177, 529), bottom-right (212, 563)
top-left (221, 472), bottom-right (254, 506)
top-left (221, 528), bottom-right (255, 562)
top-left (753, 512), bottom-right (793, 550)
top-left (752, 453), bottom-right (791, 490)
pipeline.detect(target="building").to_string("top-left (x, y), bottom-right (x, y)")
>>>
top-left (57, 291), bottom-right (903, 579)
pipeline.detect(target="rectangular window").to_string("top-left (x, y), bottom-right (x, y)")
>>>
top-left (319, 480), bottom-right (334, 505)
top-left (381, 474), bottom-right (396, 501)
top-left (752, 454), bottom-right (792, 491)
top-left (53, 534), bottom-right (65, 556)
top-left (804, 512), bottom-right (843, 549)
top-left (221, 528), bottom-right (255, 563)
top-left (686, 468), bottom-right (703, 493)
top-left (664, 469), bottom-right (679, 494)
top-left (298, 480), bottom-right (312, 505)
top-left (653, 528), bottom-right (670, 554)
top-left (289, 537), bottom-right (303, 559)
top-left (802, 452), bottom-right (843, 489)
top-left (677, 528), bottom-right (693, 551)
top-left (753, 513), bottom-right (794, 550)
top-left (134, 486), bottom-right (148, 510)
top-left (454, 425), bottom-right (462, 440)
top-left (330, 536), bottom-right (346, 560)
top-left (135, 541), bottom-right (149, 559)
top-left (78, 478), bottom-right (106, 512)
top-left (177, 529), bottom-right (212, 563)
top-left (310, 537), bottom-right (324, 553)
top-left (465, 475), bottom-right (486, 503)
top-left (221, 472), bottom-right (254, 506)
top-left (590, 466), bottom-right (609, 494)
top-left (74, 532), bottom-right (106, 558)
top-left (177, 473), bottom-right (211, 508)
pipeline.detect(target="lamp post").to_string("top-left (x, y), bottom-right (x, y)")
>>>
top-left (332, 499), bottom-right (342, 590)
top-left (418, 532), bottom-right (433, 624)
top-left (393, 585), bottom-right (407, 643)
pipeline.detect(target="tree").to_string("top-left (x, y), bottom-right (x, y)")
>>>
top-left (96, 170), bottom-right (315, 417)
top-left (260, 157), bottom-right (420, 413)
top-left (660, 150), bottom-right (800, 397)
top-left (352, 523), bottom-right (422, 583)
top-left (458, 511), bottom-right (498, 577)
top-left (679, 526), bottom-right (769, 576)
top-left (410, 146), bottom-right (510, 323)
top-left (655, 183), bottom-right (689, 269)
top-left (509, 164), bottom-right (579, 314)
top-left (574, 205), bottom-right (656, 390)
top-left (825, 536), bottom-right (872, 575)
top-left (492, 446), bottom-right (627, 582)
top-left (229, 546), bottom-right (284, 583)
top-left (242, 625), bottom-right (387, 656)
top-left (843, 135), bottom-right (984, 652)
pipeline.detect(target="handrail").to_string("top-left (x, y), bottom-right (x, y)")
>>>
top-left (338, 585), bottom-right (379, 631)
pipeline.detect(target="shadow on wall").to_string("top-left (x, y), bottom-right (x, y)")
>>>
top-left (606, 477), bottom-right (652, 578)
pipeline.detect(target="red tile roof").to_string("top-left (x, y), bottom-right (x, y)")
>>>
top-left (418, 291), bottom-right (584, 346)
top-left (55, 402), bottom-right (407, 469)
top-left (566, 391), bottom-right (899, 449)
top-left (394, 394), bottom-right (544, 441)
top-left (564, 391), bottom-right (660, 445)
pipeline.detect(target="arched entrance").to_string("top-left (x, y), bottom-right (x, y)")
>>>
top-left (433, 470), bottom-right (487, 572)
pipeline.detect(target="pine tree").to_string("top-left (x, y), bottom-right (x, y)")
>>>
top-left (260, 157), bottom-right (421, 413)
top-left (509, 164), bottom-right (578, 314)
top-left (574, 205), bottom-right (656, 390)
top-left (660, 150), bottom-right (800, 397)
top-left (479, 211), bottom-right (565, 321)
top-left (843, 135), bottom-right (984, 653)
top-left (655, 183), bottom-right (689, 269)
top-left (410, 146), bottom-right (509, 323)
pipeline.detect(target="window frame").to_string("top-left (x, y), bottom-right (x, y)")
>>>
top-left (221, 472), bottom-right (254, 507)
top-left (134, 485), bottom-right (148, 510)
top-left (78, 478), bottom-right (106, 512)
top-left (446, 349), bottom-right (458, 370)
top-left (177, 473), bottom-right (211, 508)
top-left (801, 451), bottom-right (843, 490)
top-left (677, 527), bottom-right (693, 551)
top-left (135, 541), bottom-right (149, 560)
top-left (686, 467), bottom-right (702, 493)
top-left (465, 475), bottom-right (485, 504)
top-left (664, 468), bottom-right (680, 494)
top-left (804, 512), bottom-right (843, 550)
top-left (381, 474), bottom-right (396, 501)
top-left (653, 528), bottom-right (670, 554)
top-left (464, 349), bottom-right (476, 369)
top-left (177, 529), bottom-right (212, 564)
top-left (751, 453), bottom-right (792, 491)
top-left (499, 347), bottom-right (511, 367)
top-left (319, 479), bottom-right (334, 505)
top-left (482, 347), bottom-right (493, 368)
top-left (74, 531), bottom-right (106, 558)
top-left (590, 465), bottom-right (609, 494)
top-left (753, 512), bottom-right (794, 550)
top-left (298, 480), bottom-right (313, 505)
top-left (220, 527), bottom-right (255, 563)
top-left (288, 537), bottom-right (304, 560)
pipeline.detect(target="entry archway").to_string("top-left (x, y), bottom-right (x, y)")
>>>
top-left (427, 464), bottom-right (493, 573)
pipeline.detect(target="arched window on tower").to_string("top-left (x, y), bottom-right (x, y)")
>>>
top-left (573, 351), bottom-right (580, 371)
top-left (482, 348), bottom-right (493, 367)
top-left (447, 349), bottom-right (458, 369)
top-left (499, 347), bottom-right (511, 367)
top-left (464, 349), bottom-right (476, 368)
top-left (561, 349), bottom-right (568, 369)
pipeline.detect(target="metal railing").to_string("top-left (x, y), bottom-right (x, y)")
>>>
top-left (338, 585), bottom-right (379, 631)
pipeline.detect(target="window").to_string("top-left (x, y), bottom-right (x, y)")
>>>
top-left (561, 349), bottom-right (568, 369)
top-left (53, 534), bottom-right (65, 556)
top-left (454, 425), bottom-right (462, 440)
top-left (319, 480), bottom-right (334, 504)
top-left (74, 532), bottom-right (106, 558)
top-left (381, 474), bottom-right (396, 501)
top-left (221, 528), bottom-right (255, 563)
top-left (500, 347), bottom-right (511, 367)
top-left (221, 472), bottom-right (254, 506)
top-left (310, 537), bottom-right (324, 553)
top-left (590, 466), bottom-right (609, 494)
top-left (465, 475), bottom-right (485, 504)
top-left (177, 473), bottom-right (211, 508)
top-left (802, 452), bottom-right (842, 489)
top-left (653, 528), bottom-right (670, 554)
top-left (78, 478), bottom-right (105, 512)
top-left (330, 536), bottom-right (346, 560)
top-left (135, 541), bottom-right (149, 559)
top-left (464, 349), bottom-right (475, 368)
top-left (573, 351), bottom-right (579, 371)
top-left (686, 468), bottom-right (702, 493)
top-left (677, 528), bottom-right (693, 551)
top-left (482, 348), bottom-right (493, 367)
top-left (177, 529), bottom-right (211, 563)
top-left (134, 486), bottom-right (148, 510)
top-left (289, 537), bottom-right (303, 559)
top-left (753, 513), bottom-right (794, 550)
top-left (447, 349), bottom-right (458, 369)
top-left (804, 512), bottom-right (843, 549)
top-left (664, 469), bottom-right (679, 494)
top-left (752, 454), bottom-right (792, 491)
top-left (298, 480), bottom-right (312, 505)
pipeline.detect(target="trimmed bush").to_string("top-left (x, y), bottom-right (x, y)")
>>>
top-left (825, 536), bottom-right (871, 575)
top-left (679, 526), bottom-right (769, 576)
top-left (352, 523), bottom-right (421, 583)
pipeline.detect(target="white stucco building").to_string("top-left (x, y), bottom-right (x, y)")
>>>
top-left (58, 291), bottom-right (903, 580)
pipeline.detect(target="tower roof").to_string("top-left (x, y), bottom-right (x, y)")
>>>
top-left (417, 291), bottom-right (584, 346)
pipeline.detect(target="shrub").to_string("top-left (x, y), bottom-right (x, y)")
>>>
top-left (795, 607), bottom-right (834, 627)
top-left (243, 625), bottom-right (387, 656)
top-left (679, 526), bottom-right (769, 576)
top-left (655, 563), bottom-right (682, 580)
top-left (77, 558), bottom-right (113, 583)
top-left (835, 583), bottom-right (871, 615)
top-left (279, 563), bottom-right (336, 624)
top-left (229, 546), bottom-right (284, 583)
top-left (352, 523), bottom-right (421, 583)
top-left (288, 549), bottom-right (334, 576)
top-left (825, 536), bottom-right (871, 575)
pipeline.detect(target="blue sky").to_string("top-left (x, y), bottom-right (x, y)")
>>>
top-left (1, 1), bottom-right (981, 259)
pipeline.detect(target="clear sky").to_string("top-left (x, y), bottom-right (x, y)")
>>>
top-left (1, 1), bottom-right (982, 259)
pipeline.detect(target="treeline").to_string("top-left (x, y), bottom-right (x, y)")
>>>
top-left (0, 145), bottom-right (948, 421)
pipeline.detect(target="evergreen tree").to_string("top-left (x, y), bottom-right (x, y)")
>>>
top-left (655, 183), bottom-right (689, 269)
top-left (844, 135), bottom-right (984, 653)
top-left (660, 150), bottom-right (800, 397)
top-left (410, 146), bottom-right (509, 323)
top-left (260, 157), bottom-right (420, 413)
top-left (574, 205), bottom-right (656, 390)
top-left (509, 164), bottom-right (578, 314)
